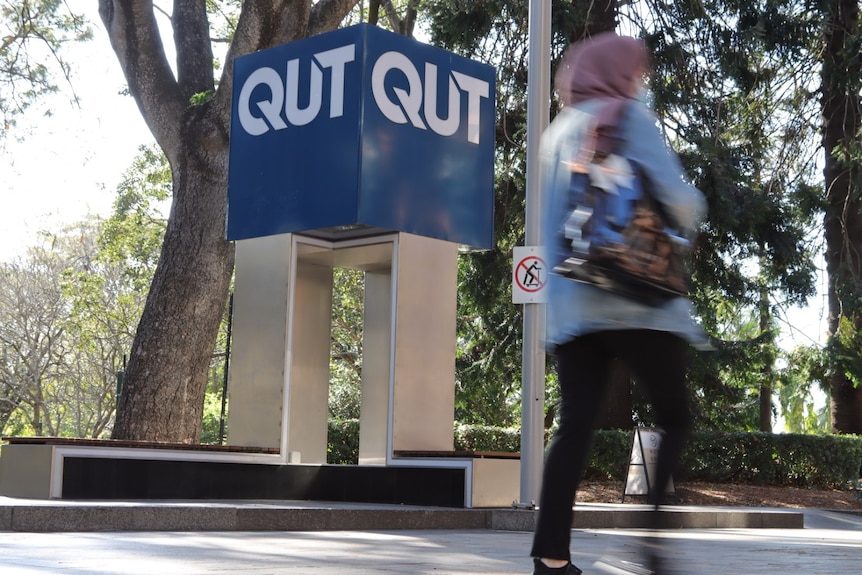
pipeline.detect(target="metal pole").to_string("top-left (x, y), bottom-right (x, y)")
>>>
top-left (519, 0), bottom-right (551, 507)
top-left (218, 293), bottom-right (234, 445)
top-left (115, 354), bottom-right (127, 410)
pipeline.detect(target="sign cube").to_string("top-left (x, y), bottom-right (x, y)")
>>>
top-left (227, 24), bottom-right (496, 249)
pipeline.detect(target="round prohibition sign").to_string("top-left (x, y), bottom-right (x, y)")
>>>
top-left (515, 255), bottom-right (547, 293)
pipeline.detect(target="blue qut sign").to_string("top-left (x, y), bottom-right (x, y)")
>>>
top-left (227, 23), bottom-right (496, 249)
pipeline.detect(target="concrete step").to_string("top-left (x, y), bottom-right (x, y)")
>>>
top-left (0, 498), bottom-right (804, 532)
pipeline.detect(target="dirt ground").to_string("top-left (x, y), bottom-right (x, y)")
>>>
top-left (576, 480), bottom-right (862, 511)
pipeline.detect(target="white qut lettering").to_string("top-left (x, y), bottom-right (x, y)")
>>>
top-left (237, 43), bottom-right (489, 144)
top-left (285, 58), bottom-right (322, 126)
top-left (451, 71), bottom-right (489, 145)
top-left (424, 63), bottom-right (459, 137)
top-left (371, 51), bottom-right (490, 144)
top-left (238, 67), bottom-right (288, 136)
top-left (314, 44), bottom-right (356, 118)
top-left (237, 43), bottom-right (356, 135)
top-left (372, 51), bottom-right (426, 130)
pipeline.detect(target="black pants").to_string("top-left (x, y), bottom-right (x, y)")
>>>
top-left (530, 330), bottom-right (691, 561)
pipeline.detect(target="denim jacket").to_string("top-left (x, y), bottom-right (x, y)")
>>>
top-left (540, 100), bottom-right (710, 350)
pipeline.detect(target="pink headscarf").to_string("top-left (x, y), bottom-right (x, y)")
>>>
top-left (555, 32), bottom-right (648, 154)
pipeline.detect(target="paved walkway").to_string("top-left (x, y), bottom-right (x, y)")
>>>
top-left (1, 508), bottom-right (860, 574)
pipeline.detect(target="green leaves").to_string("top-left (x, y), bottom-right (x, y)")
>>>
top-left (189, 90), bottom-right (214, 106)
top-left (430, 0), bottom-right (825, 432)
top-left (97, 144), bottom-right (170, 292)
top-left (329, 267), bottom-right (363, 420)
top-left (0, 0), bottom-right (91, 136)
top-left (0, 144), bottom-right (168, 438)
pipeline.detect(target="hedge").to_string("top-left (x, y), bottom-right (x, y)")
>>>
top-left (679, 432), bottom-right (862, 489)
top-left (327, 421), bottom-right (862, 490)
top-left (581, 430), bottom-right (862, 489)
top-left (327, 419), bottom-right (360, 464)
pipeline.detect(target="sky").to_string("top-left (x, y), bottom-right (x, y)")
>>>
top-left (0, 6), bottom-right (154, 263)
top-left (0, 4), bottom-right (830, 356)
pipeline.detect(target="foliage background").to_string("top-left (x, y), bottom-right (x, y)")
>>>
top-left (0, 0), bottom-right (852, 444)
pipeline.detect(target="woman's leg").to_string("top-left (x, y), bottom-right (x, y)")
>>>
top-left (602, 330), bottom-right (690, 573)
top-left (530, 335), bottom-right (613, 561)
top-left (601, 330), bottom-right (691, 506)
top-left (601, 330), bottom-right (691, 505)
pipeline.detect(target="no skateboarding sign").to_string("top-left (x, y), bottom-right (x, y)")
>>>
top-left (512, 246), bottom-right (547, 304)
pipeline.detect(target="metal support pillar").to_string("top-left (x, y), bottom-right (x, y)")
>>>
top-left (519, 0), bottom-right (551, 507)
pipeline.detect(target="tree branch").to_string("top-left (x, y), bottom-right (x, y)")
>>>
top-left (98, 1), bottom-right (185, 160)
top-left (368, 0), bottom-right (381, 25)
top-left (173, 0), bottom-right (214, 102)
top-left (309, 0), bottom-right (361, 37)
top-left (380, 0), bottom-right (418, 37)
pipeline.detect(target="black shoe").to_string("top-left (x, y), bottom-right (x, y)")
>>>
top-left (532, 557), bottom-right (583, 574)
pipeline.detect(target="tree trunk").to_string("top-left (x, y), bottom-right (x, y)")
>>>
top-left (112, 106), bottom-right (234, 442)
top-left (102, 1), bottom-right (361, 442)
top-left (822, 0), bottom-right (862, 434)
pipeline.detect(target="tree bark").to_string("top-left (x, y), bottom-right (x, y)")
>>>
top-left (101, 0), bottom-right (359, 442)
top-left (112, 104), bottom-right (233, 442)
top-left (822, 0), bottom-right (862, 434)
